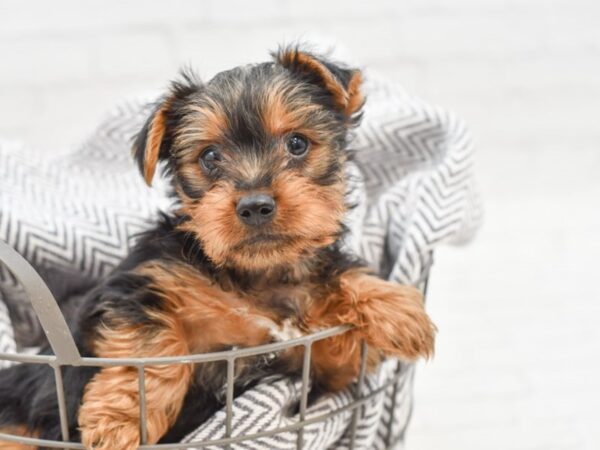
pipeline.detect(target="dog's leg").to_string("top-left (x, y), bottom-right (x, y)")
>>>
top-left (309, 269), bottom-right (436, 390)
top-left (78, 317), bottom-right (192, 450)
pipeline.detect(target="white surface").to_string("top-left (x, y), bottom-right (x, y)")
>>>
top-left (1, 1), bottom-right (599, 449)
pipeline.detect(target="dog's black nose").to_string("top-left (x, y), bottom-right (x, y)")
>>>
top-left (236, 194), bottom-right (276, 226)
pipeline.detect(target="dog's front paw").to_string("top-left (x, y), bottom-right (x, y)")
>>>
top-left (79, 413), bottom-right (140, 450)
top-left (78, 369), bottom-right (142, 450)
top-left (353, 276), bottom-right (436, 360)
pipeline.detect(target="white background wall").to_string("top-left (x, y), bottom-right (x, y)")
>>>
top-left (1, 1), bottom-right (599, 449)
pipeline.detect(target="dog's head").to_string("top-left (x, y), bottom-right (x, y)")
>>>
top-left (133, 46), bottom-right (364, 272)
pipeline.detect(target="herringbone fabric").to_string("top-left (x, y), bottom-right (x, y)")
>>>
top-left (0, 74), bottom-right (481, 448)
top-left (0, 299), bottom-right (15, 370)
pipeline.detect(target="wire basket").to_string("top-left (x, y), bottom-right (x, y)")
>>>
top-left (0, 239), bottom-right (431, 450)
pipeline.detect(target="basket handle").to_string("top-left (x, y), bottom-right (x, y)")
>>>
top-left (0, 240), bottom-right (81, 364)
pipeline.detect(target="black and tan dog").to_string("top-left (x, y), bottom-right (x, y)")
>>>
top-left (0, 46), bottom-right (435, 450)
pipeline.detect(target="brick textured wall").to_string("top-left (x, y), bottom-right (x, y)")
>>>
top-left (1, 1), bottom-right (599, 449)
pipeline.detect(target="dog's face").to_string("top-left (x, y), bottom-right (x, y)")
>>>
top-left (133, 47), bottom-right (364, 272)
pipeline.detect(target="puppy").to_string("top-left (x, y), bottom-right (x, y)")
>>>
top-left (0, 46), bottom-right (435, 450)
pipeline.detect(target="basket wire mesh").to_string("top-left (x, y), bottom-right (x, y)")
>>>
top-left (0, 240), bottom-right (431, 449)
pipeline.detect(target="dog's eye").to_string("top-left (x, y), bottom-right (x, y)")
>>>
top-left (285, 134), bottom-right (309, 157)
top-left (199, 146), bottom-right (221, 173)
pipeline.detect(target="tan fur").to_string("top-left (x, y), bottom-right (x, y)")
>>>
top-left (344, 71), bottom-right (365, 116)
top-left (270, 173), bottom-right (345, 251)
top-left (179, 171), bottom-right (345, 272)
top-left (137, 261), bottom-right (432, 389)
top-left (178, 181), bottom-right (247, 268)
top-left (302, 141), bottom-right (346, 182)
top-left (79, 319), bottom-right (192, 450)
top-left (170, 101), bottom-right (231, 199)
top-left (261, 84), bottom-right (348, 181)
top-left (139, 262), bottom-right (281, 352)
top-left (142, 97), bottom-right (174, 186)
top-left (261, 80), bottom-right (324, 136)
top-left (339, 271), bottom-right (435, 360)
top-left (0, 426), bottom-right (37, 450)
top-left (306, 269), bottom-right (436, 391)
top-left (276, 49), bottom-right (364, 117)
top-left (177, 101), bottom-right (229, 150)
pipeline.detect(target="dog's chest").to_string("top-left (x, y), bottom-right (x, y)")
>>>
top-left (247, 285), bottom-right (313, 339)
top-left (166, 269), bottom-right (316, 352)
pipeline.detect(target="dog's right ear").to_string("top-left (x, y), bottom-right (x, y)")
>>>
top-left (132, 71), bottom-right (202, 186)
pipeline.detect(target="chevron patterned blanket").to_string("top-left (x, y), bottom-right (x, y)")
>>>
top-left (0, 75), bottom-right (481, 449)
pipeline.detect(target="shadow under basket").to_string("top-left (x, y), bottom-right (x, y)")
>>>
top-left (0, 239), bottom-right (431, 450)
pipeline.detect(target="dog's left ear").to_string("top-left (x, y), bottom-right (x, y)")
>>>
top-left (132, 71), bottom-right (202, 186)
top-left (274, 46), bottom-right (364, 119)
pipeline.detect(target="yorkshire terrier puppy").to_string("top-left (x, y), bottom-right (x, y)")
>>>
top-left (0, 46), bottom-right (435, 450)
